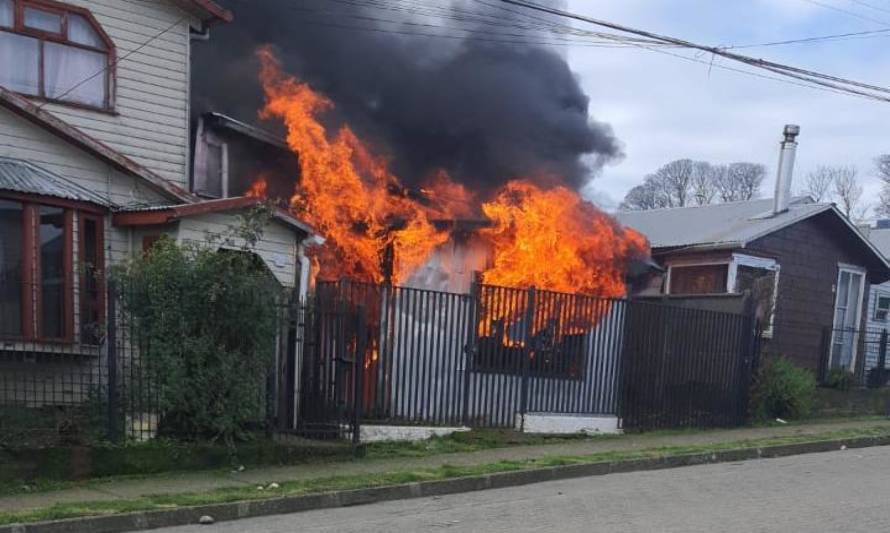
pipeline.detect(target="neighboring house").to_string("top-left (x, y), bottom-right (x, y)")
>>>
top-left (862, 224), bottom-right (890, 372)
top-left (0, 0), bottom-right (319, 351)
top-left (615, 126), bottom-right (890, 374)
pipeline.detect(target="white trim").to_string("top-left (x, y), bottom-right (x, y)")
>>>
top-left (730, 253), bottom-right (780, 337)
top-left (830, 264), bottom-right (868, 372)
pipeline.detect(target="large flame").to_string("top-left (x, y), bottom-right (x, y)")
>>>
top-left (258, 48), bottom-right (448, 284)
top-left (480, 181), bottom-right (648, 298)
top-left (254, 49), bottom-right (648, 297)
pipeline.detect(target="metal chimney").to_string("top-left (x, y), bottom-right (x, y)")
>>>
top-left (773, 124), bottom-right (800, 215)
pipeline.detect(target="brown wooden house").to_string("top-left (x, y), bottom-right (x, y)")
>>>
top-left (616, 195), bottom-right (890, 373)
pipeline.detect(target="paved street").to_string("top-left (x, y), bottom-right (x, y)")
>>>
top-left (161, 446), bottom-right (890, 533)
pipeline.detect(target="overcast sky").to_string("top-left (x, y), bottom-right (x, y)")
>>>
top-left (563, 0), bottom-right (890, 214)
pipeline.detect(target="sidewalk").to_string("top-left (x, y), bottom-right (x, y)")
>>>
top-left (3, 418), bottom-right (889, 515)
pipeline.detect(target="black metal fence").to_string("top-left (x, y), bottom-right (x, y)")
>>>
top-left (1, 275), bottom-right (761, 447)
top-left (819, 326), bottom-right (890, 388)
top-left (1, 280), bottom-right (299, 447)
top-left (620, 300), bottom-right (758, 430)
top-left (306, 280), bottom-right (758, 432)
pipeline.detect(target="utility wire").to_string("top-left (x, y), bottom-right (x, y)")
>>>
top-left (496, 0), bottom-right (890, 102)
top-left (798, 0), bottom-right (890, 25)
top-left (38, 15), bottom-right (188, 109)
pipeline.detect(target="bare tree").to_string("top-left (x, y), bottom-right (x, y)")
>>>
top-left (620, 179), bottom-right (666, 210)
top-left (690, 161), bottom-right (717, 206)
top-left (621, 159), bottom-right (765, 210)
top-left (803, 166), bottom-right (835, 202)
top-left (876, 155), bottom-right (890, 217)
top-left (656, 159), bottom-right (694, 208)
top-left (716, 162), bottom-right (765, 202)
top-left (831, 165), bottom-right (867, 221)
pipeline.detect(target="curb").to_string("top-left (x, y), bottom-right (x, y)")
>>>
top-left (4, 434), bottom-right (890, 533)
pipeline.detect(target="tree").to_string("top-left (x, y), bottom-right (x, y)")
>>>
top-left (621, 159), bottom-right (764, 210)
top-left (876, 155), bottom-right (890, 217)
top-left (803, 166), bottom-right (835, 202)
top-left (690, 161), bottom-right (717, 206)
top-left (715, 162), bottom-right (765, 202)
top-left (831, 165), bottom-right (867, 221)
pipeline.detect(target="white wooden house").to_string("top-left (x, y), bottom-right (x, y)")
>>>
top-left (0, 0), bottom-right (320, 348)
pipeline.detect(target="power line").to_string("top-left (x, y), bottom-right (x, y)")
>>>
top-left (39, 15), bottom-right (188, 109)
top-left (496, 0), bottom-right (890, 102)
top-left (798, 0), bottom-right (890, 25)
top-left (848, 0), bottom-right (890, 16)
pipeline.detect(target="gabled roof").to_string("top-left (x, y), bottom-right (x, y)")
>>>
top-left (178, 0), bottom-right (234, 24)
top-left (113, 196), bottom-right (317, 237)
top-left (615, 196), bottom-right (890, 275)
top-left (0, 157), bottom-right (114, 207)
top-left (0, 87), bottom-right (195, 203)
top-left (614, 197), bottom-right (830, 251)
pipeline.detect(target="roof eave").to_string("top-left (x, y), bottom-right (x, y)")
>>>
top-left (185, 0), bottom-right (234, 25)
top-left (0, 87), bottom-right (195, 203)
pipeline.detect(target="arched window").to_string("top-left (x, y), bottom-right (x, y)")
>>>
top-left (0, 0), bottom-right (114, 110)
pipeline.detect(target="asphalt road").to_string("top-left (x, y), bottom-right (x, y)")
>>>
top-left (162, 446), bottom-right (890, 533)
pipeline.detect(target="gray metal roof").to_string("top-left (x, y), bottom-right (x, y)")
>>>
top-left (613, 197), bottom-right (832, 250)
top-left (868, 228), bottom-right (890, 258)
top-left (0, 157), bottom-right (114, 207)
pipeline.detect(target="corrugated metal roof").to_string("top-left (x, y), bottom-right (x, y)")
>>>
top-left (613, 197), bottom-right (832, 250)
top-left (0, 157), bottom-right (114, 207)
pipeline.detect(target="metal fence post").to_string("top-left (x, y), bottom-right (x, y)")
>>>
top-left (519, 286), bottom-right (536, 429)
top-left (352, 306), bottom-right (366, 446)
top-left (817, 326), bottom-right (830, 385)
top-left (462, 274), bottom-right (481, 427)
top-left (106, 280), bottom-right (119, 443)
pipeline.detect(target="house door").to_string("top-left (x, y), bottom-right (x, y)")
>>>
top-left (831, 266), bottom-right (866, 370)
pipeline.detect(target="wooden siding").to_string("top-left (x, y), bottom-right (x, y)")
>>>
top-left (31, 0), bottom-right (199, 188)
top-left (0, 105), bottom-right (171, 269)
top-left (176, 212), bottom-right (299, 287)
top-left (746, 211), bottom-right (873, 370)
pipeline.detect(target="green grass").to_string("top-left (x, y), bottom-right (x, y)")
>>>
top-left (2, 425), bottom-right (890, 526)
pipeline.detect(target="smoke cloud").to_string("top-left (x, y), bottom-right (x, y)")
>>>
top-left (192, 0), bottom-right (621, 192)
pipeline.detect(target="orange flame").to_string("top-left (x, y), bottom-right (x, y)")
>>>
top-left (257, 48), bottom-right (448, 284)
top-left (245, 176), bottom-right (268, 199)
top-left (479, 180), bottom-right (648, 298)
top-left (253, 49), bottom-right (649, 301)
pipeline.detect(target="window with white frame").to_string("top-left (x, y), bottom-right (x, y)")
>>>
top-left (729, 254), bottom-right (779, 336)
top-left (0, 0), bottom-right (113, 109)
top-left (875, 294), bottom-right (890, 321)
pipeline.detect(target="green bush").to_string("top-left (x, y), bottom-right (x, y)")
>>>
top-left (750, 357), bottom-right (816, 421)
top-left (824, 368), bottom-right (856, 391)
top-left (112, 208), bottom-right (282, 445)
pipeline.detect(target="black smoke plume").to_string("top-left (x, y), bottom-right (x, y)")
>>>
top-left (191, 0), bottom-right (620, 192)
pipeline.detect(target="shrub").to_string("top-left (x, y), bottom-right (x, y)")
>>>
top-left (750, 357), bottom-right (816, 421)
top-left (113, 208), bottom-right (282, 445)
top-left (824, 368), bottom-right (856, 391)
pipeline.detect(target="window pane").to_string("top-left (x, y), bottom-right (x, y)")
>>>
top-left (0, 200), bottom-right (23, 337)
top-left (0, 0), bottom-right (12, 28)
top-left (68, 14), bottom-right (105, 49)
top-left (40, 206), bottom-right (65, 339)
top-left (0, 31), bottom-right (40, 95)
top-left (44, 42), bottom-right (106, 107)
top-left (80, 218), bottom-right (102, 344)
top-left (24, 7), bottom-right (62, 33)
top-left (203, 143), bottom-right (224, 197)
top-left (669, 264), bottom-right (728, 295)
top-left (736, 265), bottom-right (777, 327)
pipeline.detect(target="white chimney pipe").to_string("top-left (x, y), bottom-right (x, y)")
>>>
top-left (773, 124), bottom-right (800, 215)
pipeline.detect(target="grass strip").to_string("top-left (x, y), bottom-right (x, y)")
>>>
top-left (2, 425), bottom-right (889, 526)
